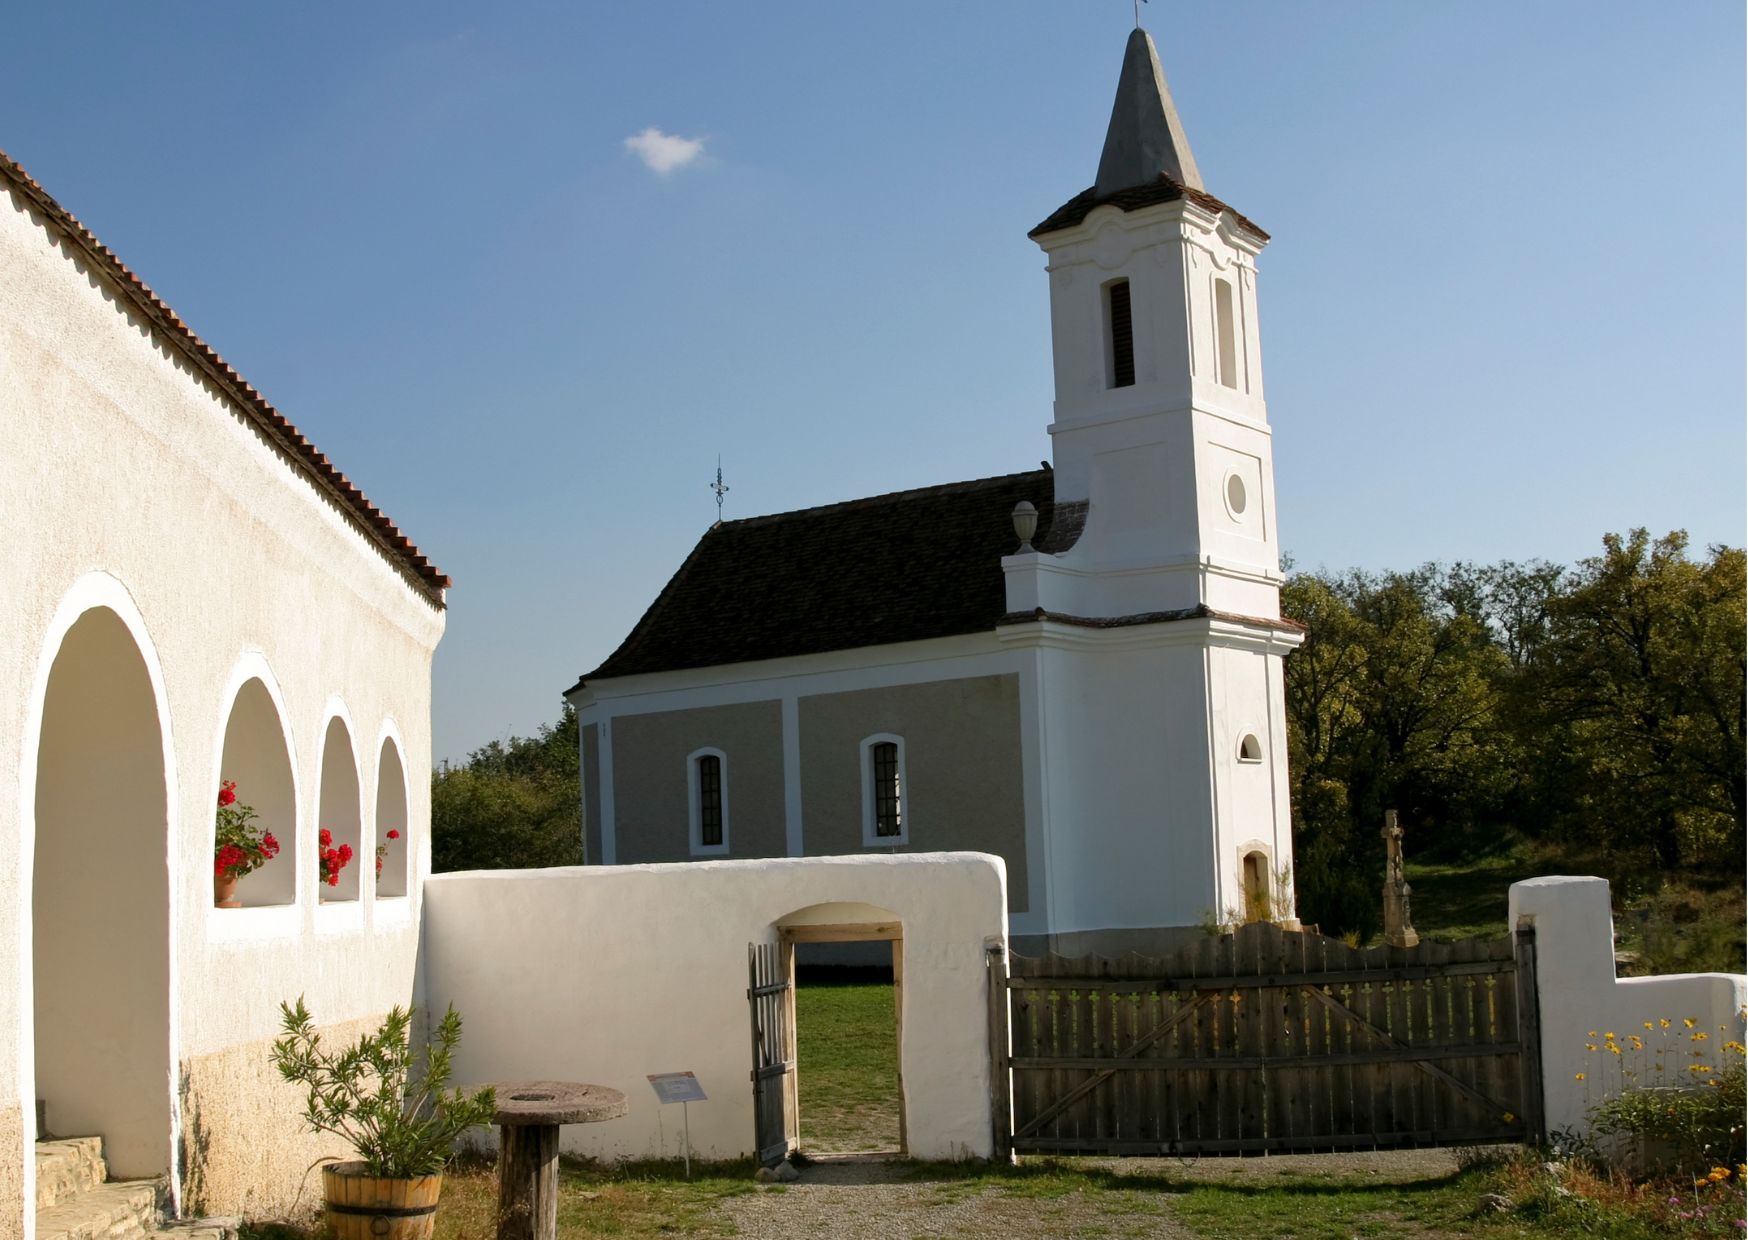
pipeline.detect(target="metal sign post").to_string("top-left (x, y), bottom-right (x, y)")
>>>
top-left (646, 1072), bottom-right (709, 1178)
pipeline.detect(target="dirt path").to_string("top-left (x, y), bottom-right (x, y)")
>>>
top-left (713, 1149), bottom-right (1466, 1240)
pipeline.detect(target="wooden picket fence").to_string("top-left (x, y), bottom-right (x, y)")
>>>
top-left (990, 921), bottom-right (1544, 1157)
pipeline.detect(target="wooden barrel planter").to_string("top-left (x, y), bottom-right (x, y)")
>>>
top-left (322, 1161), bottom-right (443, 1240)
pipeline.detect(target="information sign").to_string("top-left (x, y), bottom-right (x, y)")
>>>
top-left (647, 1071), bottom-right (708, 1105)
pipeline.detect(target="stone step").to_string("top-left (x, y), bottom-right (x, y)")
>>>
top-left (35, 1138), bottom-right (106, 1212)
top-left (153, 1219), bottom-right (241, 1240)
top-left (34, 1178), bottom-right (162, 1240)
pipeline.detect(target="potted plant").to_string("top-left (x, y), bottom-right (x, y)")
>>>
top-left (317, 827), bottom-right (354, 890)
top-left (213, 780), bottom-right (279, 907)
top-left (272, 997), bottom-right (496, 1239)
top-left (376, 828), bottom-right (401, 880)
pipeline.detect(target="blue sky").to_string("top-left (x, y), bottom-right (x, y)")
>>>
top-left (5, 2), bottom-right (1742, 763)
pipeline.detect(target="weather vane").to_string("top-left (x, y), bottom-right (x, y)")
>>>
top-left (1134, 0), bottom-right (1146, 28)
top-left (709, 456), bottom-right (730, 524)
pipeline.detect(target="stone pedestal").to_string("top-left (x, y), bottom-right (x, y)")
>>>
top-left (1382, 810), bottom-right (1419, 948)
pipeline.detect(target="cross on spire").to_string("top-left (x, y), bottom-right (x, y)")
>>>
top-left (1134, 0), bottom-right (1146, 29)
top-left (709, 456), bottom-right (730, 524)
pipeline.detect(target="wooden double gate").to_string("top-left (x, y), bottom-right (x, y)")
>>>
top-left (989, 922), bottom-right (1544, 1157)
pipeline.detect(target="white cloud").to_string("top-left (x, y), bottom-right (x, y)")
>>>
top-left (624, 127), bottom-right (706, 175)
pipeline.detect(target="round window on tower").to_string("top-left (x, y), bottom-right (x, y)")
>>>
top-left (1225, 473), bottom-right (1248, 519)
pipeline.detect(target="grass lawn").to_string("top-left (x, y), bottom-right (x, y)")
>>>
top-left (297, 1148), bottom-right (1725, 1239)
top-left (428, 1155), bottom-right (758, 1239)
top-left (1405, 834), bottom-right (1546, 942)
top-left (794, 971), bottom-right (901, 1153)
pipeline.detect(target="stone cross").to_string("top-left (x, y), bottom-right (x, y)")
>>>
top-left (1381, 809), bottom-right (1419, 948)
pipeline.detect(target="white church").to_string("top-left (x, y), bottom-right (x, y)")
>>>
top-left (569, 27), bottom-right (1305, 952)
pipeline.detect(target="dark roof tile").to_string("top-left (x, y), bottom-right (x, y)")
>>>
top-left (575, 469), bottom-right (1059, 686)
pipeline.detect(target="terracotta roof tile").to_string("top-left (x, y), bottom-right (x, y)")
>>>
top-left (1029, 172), bottom-right (1268, 242)
top-left (0, 148), bottom-right (449, 604)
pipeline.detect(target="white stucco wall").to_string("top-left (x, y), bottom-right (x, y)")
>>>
top-left (1510, 877), bottom-right (1748, 1139)
top-left (1026, 198), bottom-right (1282, 620)
top-left (420, 853), bottom-right (1008, 1162)
top-left (0, 174), bottom-right (444, 1229)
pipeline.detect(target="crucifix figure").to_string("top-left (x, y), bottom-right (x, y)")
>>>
top-left (1381, 809), bottom-right (1419, 948)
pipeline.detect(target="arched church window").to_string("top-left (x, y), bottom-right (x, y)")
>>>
top-left (1104, 279), bottom-right (1135, 389)
top-left (861, 734), bottom-right (908, 846)
top-left (688, 747), bottom-right (729, 856)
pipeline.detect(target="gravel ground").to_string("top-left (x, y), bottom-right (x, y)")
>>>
top-left (714, 1148), bottom-right (1468, 1240)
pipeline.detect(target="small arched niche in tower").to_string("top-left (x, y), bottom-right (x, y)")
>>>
top-left (1214, 277), bottom-right (1239, 389)
top-left (1242, 849), bottom-right (1271, 923)
top-left (1237, 733), bottom-right (1263, 764)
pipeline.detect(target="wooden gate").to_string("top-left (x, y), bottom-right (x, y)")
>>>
top-left (990, 922), bottom-right (1544, 1157)
top-left (747, 942), bottom-right (798, 1166)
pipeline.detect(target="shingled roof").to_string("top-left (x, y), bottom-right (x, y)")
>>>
top-left (0, 148), bottom-right (449, 604)
top-left (574, 469), bottom-right (1063, 686)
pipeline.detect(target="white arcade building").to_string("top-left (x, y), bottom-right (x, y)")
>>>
top-left (569, 26), bottom-right (1305, 952)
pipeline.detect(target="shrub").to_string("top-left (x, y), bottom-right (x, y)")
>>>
top-left (271, 997), bottom-right (497, 1178)
top-left (1584, 1019), bottom-right (1746, 1176)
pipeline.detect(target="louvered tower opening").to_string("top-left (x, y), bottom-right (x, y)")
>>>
top-left (1105, 279), bottom-right (1135, 388)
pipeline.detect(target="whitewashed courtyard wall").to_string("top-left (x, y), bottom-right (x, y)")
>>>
top-left (0, 170), bottom-right (444, 1234)
top-left (1510, 877), bottom-right (1748, 1139)
top-left (420, 853), bottom-right (1008, 1161)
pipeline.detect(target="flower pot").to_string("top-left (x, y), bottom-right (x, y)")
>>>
top-left (213, 872), bottom-right (241, 909)
top-left (322, 1161), bottom-right (442, 1240)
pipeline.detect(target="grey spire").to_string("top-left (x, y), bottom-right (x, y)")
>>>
top-left (1093, 27), bottom-right (1203, 197)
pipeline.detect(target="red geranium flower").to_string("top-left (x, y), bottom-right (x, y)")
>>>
top-left (218, 780), bottom-right (237, 807)
top-left (387, 829), bottom-right (400, 841)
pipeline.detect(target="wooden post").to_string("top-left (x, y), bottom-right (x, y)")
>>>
top-left (496, 1123), bottom-right (559, 1240)
top-left (1513, 919), bottom-right (1546, 1145)
top-left (987, 943), bottom-right (1013, 1160)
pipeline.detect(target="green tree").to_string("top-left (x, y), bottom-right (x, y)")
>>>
top-left (431, 706), bottom-right (583, 872)
top-left (1528, 530), bottom-right (1745, 868)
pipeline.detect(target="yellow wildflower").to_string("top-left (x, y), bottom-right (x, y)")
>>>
top-left (1660, 1018), bottom-right (1672, 1029)
top-left (1630, 1036), bottom-right (1643, 1050)
top-left (1684, 1018), bottom-right (1697, 1029)
top-left (1574, 1072), bottom-right (1585, 1081)
top-left (1609, 1044), bottom-right (1622, 1055)
top-left (1586, 1043), bottom-right (1597, 1052)
top-left (1644, 1021), bottom-right (1654, 1030)
top-left (1605, 1031), bottom-right (1617, 1040)
top-left (1692, 1031), bottom-right (1709, 1041)
top-left (1502, 1112), bottom-right (1516, 1124)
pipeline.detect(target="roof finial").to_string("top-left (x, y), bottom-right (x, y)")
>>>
top-left (1134, 0), bottom-right (1146, 29)
top-left (709, 455), bottom-right (730, 525)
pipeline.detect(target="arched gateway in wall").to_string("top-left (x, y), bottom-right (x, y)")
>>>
top-left (28, 600), bottom-right (173, 1179)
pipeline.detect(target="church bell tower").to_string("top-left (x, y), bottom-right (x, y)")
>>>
top-left (1022, 25), bottom-right (1282, 621)
top-left (1003, 25), bottom-right (1302, 946)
